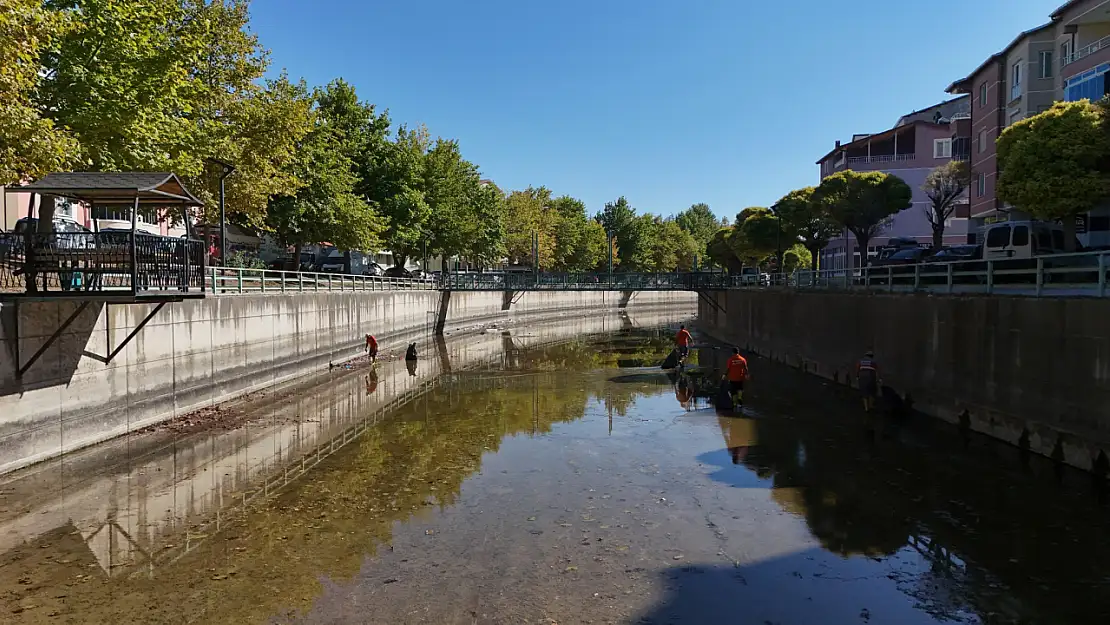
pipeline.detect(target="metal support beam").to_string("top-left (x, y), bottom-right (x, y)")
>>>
top-left (82, 302), bottom-right (166, 364)
top-left (18, 301), bottom-right (91, 377)
top-left (696, 290), bottom-right (723, 313)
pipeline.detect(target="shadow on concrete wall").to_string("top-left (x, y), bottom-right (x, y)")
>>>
top-left (0, 300), bottom-right (103, 398)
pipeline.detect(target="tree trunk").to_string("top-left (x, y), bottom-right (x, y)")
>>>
top-left (932, 222), bottom-right (944, 250)
top-left (807, 244), bottom-right (820, 271)
top-left (36, 194), bottom-right (57, 233)
top-left (395, 253), bottom-right (408, 269)
top-left (1062, 216), bottom-right (1078, 252)
top-left (855, 233), bottom-right (870, 268)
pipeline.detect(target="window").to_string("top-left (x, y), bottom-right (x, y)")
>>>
top-left (1065, 64), bottom-right (1110, 102)
top-left (1039, 51), bottom-right (1053, 78)
top-left (1010, 61), bottom-right (1023, 101)
top-left (1062, 41), bottom-right (1072, 65)
top-left (933, 138), bottom-right (952, 159)
top-left (979, 82), bottom-right (987, 106)
top-left (977, 130), bottom-right (987, 153)
top-left (976, 172), bottom-right (986, 197)
top-left (986, 226), bottom-right (1011, 248)
top-left (1012, 225), bottom-right (1029, 247)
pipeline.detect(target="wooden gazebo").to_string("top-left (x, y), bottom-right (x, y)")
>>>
top-left (1, 172), bottom-right (207, 301)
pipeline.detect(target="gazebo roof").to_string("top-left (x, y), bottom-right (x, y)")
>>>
top-left (14, 172), bottom-right (204, 206)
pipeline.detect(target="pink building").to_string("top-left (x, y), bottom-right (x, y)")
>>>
top-left (2, 184), bottom-right (189, 236)
top-left (814, 97), bottom-right (972, 269)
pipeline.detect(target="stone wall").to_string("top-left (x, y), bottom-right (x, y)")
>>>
top-left (698, 289), bottom-right (1110, 472)
top-left (0, 289), bottom-right (695, 474)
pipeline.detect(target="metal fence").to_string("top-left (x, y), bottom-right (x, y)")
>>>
top-left (206, 266), bottom-right (438, 294)
top-left (784, 250), bottom-right (1110, 298)
top-left (197, 249), bottom-right (1110, 298)
top-left (0, 231), bottom-right (205, 296)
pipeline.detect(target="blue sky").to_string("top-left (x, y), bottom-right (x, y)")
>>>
top-left (250, 0), bottom-right (1053, 221)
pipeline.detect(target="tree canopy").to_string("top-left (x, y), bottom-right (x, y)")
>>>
top-left (997, 99), bottom-right (1110, 249)
top-left (773, 186), bottom-right (840, 271)
top-left (674, 203), bottom-right (726, 260)
top-left (815, 170), bottom-right (912, 266)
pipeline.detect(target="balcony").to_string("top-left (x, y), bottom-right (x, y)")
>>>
top-left (1064, 34), bottom-right (1110, 68)
top-left (846, 153), bottom-right (916, 165)
top-left (1010, 82), bottom-right (1022, 102)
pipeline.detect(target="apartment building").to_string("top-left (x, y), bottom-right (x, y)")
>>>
top-left (945, 0), bottom-right (1110, 247)
top-left (815, 96), bottom-right (971, 270)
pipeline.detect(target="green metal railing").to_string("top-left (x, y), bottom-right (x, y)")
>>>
top-left (206, 250), bottom-right (1110, 298)
top-left (206, 266), bottom-right (437, 294)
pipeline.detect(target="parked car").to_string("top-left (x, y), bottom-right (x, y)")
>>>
top-left (870, 247), bottom-right (933, 268)
top-left (739, 266), bottom-right (769, 286)
top-left (925, 245), bottom-right (981, 263)
top-left (366, 262), bottom-right (384, 276)
top-left (11, 216), bottom-right (93, 249)
top-left (383, 266), bottom-right (413, 278)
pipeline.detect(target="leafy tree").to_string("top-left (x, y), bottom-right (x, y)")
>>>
top-left (596, 196), bottom-right (640, 267)
top-left (782, 243), bottom-right (812, 274)
top-left (265, 85), bottom-right (385, 252)
top-left (368, 125), bottom-right (431, 267)
top-left (816, 170), bottom-right (912, 267)
top-left (706, 227), bottom-right (741, 271)
top-left (549, 195), bottom-right (605, 271)
top-left (503, 187), bottom-right (556, 266)
top-left (197, 73), bottom-right (315, 229)
top-left (997, 99), bottom-right (1110, 251)
top-left (921, 161), bottom-right (972, 250)
top-left (738, 210), bottom-right (782, 267)
top-left (36, 0), bottom-right (308, 223)
top-left (0, 0), bottom-right (77, 183)
top-left (463, 180), bottom-right (506, 269)
top-left (423, 138), bottom-right (480, 262)
top-left (652, 219), bottom-right (700, 271)
top-left (675, 203), bottom-right (725, 258)
top-left (773, 187), bottom-right (840, 271)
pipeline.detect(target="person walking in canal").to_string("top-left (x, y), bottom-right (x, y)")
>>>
top-left (675, 325), bottom-right (693, 364)
top-left (724, 347), bottom-right (750, 406)
top-left (856, 351), bottom-right (881, 413)
top-left (365, 333), bottom-right (379, 363)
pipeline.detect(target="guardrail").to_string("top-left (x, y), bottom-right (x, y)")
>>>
top-left (206, 266), bottom-right (437, 294)
top-left (781, 250), bottom-right (1110, 298)
top-left (204, 249), bottom-right (1110, 298)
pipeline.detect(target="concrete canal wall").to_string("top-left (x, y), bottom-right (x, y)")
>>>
top-left (698, 290), bottom-right (1110, 473)
top-left (0, 289), bottom-right (695, 475)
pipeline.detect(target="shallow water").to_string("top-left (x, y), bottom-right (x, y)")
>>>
top-left (1, 316), bottom-right (1109, 624)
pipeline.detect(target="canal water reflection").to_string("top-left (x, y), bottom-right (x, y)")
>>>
top-left (0, 320), bottom-right (1108, 624)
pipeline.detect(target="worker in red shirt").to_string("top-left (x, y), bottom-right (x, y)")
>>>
top-left (365, 334), bottom-right (379, 363)
top-left (856, 351), bottom-right (880, 412)
top-left (675, 325), bottom-right (693, 362)
top-left (725, 347), bottom-right (750, 405)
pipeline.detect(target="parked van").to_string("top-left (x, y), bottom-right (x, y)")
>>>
top-left (981, 221), bottom-right (1069, 260)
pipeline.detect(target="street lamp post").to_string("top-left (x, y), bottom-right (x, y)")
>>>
top-left (207, 158), bottom-right (236, 266)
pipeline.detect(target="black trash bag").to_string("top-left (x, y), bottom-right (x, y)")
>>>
top-left (660, 349), bottom-right (679, 370)
top-left (714, 378), bottom-right (734, 411)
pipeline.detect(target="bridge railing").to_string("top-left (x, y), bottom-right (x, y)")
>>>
top-left (205, 266), bottom-right (437, 294)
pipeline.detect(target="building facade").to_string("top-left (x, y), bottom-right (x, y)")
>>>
top-left (815, 97), bottom-right (971, 270)
top-left (945, 0), bottom-right (1110, 248)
